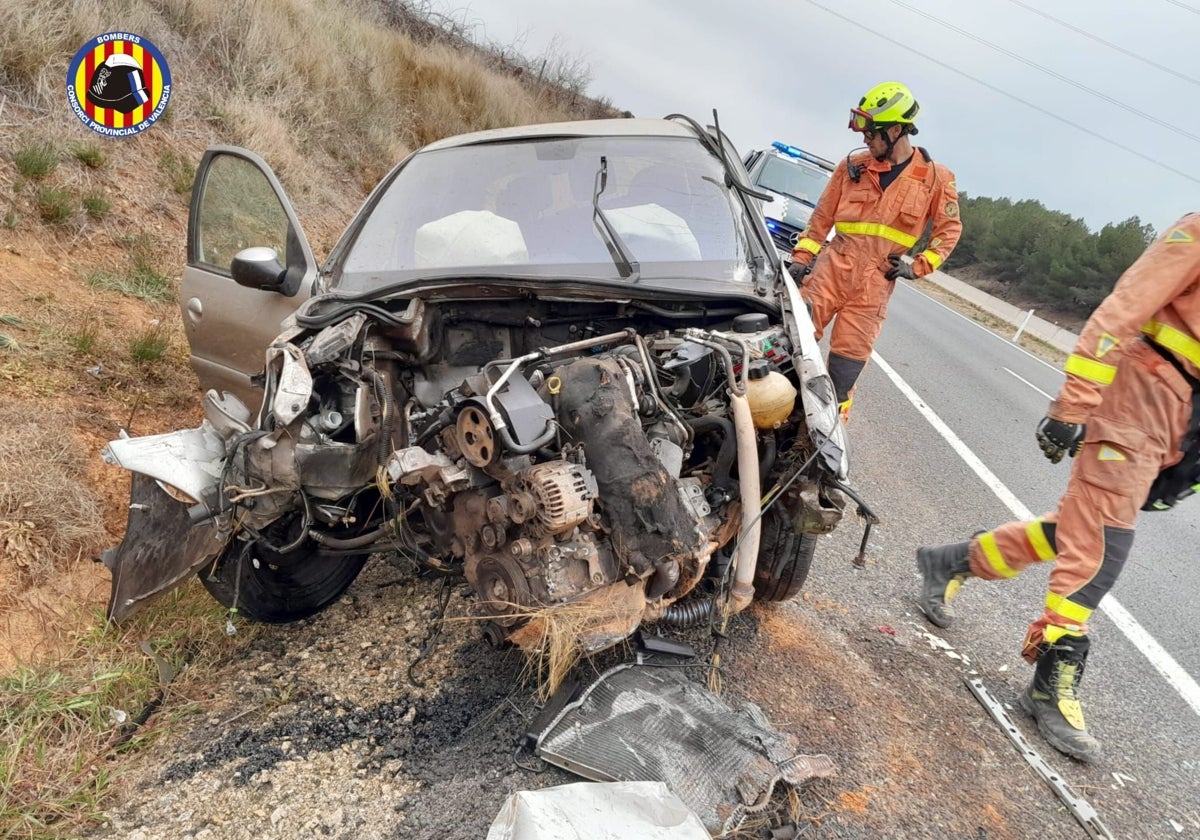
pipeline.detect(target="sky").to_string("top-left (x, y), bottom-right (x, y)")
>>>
top-left (460, 0), bottom-right (1199, 235)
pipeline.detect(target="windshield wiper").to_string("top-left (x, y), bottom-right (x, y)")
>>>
top-left (592, 156), bottom-right (640, 281)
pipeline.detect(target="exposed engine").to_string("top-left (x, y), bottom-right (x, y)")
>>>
top-left (104, 293), bottom-right (855, 650)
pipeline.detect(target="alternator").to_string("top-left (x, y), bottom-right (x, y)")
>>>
top-left (518, 462), bottom-right (598, 536)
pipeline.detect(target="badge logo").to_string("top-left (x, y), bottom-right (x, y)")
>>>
top-left (66, 32), bottom-right (171, 137)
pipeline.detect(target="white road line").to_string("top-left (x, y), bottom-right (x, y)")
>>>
top-left (1002, 367), bottom-right (1055, 401)
top-left (872, 349), bottom-right (1200, 717)
top-left (899, 281), bottom-right (1064, 374)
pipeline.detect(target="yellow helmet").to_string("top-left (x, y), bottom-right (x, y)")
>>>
top-left (849, 82), bottom-right (920, 132)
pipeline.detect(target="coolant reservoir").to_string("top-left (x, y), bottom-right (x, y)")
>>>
top-left (746, 361), bottom-right (797, 429)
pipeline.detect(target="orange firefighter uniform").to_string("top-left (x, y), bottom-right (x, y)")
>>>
top-left (966, 213), bottom-right (1200, 659)
top-left (790, 148), bottom-right (961, 413)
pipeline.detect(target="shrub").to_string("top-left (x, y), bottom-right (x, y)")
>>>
top-left (13, 144), bottom-right (58, 178)
top-left (71, 143), bottom-right (106, 169)
top-left (35, 187), bottom-right (73, 224)
top-left (81, 194), bottom-right (110, 221)
top-left (129, 322), bottom-right (170, 363)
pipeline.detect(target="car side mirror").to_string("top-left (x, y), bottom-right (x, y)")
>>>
top-left (230, 246), bottom-right (288, 292)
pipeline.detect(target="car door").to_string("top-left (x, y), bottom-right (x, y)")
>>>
top-left (180, 146), bottom-right (318, 411)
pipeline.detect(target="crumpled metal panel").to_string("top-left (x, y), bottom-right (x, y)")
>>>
top-left (531, 664), bottom-right (836, 836)
top-left (101, 472), bottom-right (227, 622)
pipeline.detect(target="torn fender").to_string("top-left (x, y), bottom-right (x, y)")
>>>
top-left (101, 471), bottom-right (228, 622)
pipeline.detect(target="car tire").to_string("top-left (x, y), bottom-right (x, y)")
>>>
top-left (198, 514), bottom-right (367, 623)
top-left (752, 507), bottom-right (817, 602)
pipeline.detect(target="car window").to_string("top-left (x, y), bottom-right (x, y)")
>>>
top-left (195, 154), bottom-right (289, 272)
top-left (337, 136), bottom-right (752, 291)
top-left (755, 156), bottom-right (830, 206)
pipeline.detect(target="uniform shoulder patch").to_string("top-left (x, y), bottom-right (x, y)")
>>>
top-left (1165, 228), bottom-right (1195, 244)
top-left (945, 201), bottom-right (959, 218)
top-left (1096, 333), bottom-right (1118, 358)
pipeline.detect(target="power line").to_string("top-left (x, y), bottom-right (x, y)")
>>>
top-left (883, 0), bottom-right (1200, 146)
top-left (1161, 0), bottom-right (1200, 15)
top-left (795, 0), bottom-right (1200, 187)
top-left (1000, 0), bottom-right (1200, 88)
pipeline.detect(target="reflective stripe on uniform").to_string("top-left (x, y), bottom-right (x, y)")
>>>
top-left (1045, 592), bottom-right (1093, 625)
top-left (1064, 353), bottom-right (1117, 385)
top-left (833, 221), bottom-right (918, 248)
top-left (978, 531), bottom-right (1018, 578)
top-left (921, 249), bottom-right (944, 270)
top-left (1026, 519), bottom-right (1056, 561)
top-left (795, 237), bottom-right (822, 256)
top-left (1142, 319), bottom-right (1200, 368)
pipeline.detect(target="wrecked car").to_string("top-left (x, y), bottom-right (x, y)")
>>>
top-left (100, 115), bottom-right (866, 652)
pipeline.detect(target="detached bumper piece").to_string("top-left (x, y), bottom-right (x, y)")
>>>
top-left (528, 664), bottom-right (836, 836)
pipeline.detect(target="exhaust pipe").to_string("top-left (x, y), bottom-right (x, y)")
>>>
top-left (729, 393), bottom-right (762, 612)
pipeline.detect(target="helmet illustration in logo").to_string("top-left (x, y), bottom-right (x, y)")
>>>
top-left (86, 54), bottom-right (150, 114)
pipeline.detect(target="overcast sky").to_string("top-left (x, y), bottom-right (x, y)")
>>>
top-left (461, 0), bottom-right (1198, 235)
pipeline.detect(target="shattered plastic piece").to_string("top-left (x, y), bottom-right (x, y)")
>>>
top-left (485, 781), bottom-right (710, 840)
top-left (108, 708), bottom-right (128, 726)
top-left (530, 664), bottom-right (836, 836)
top-left (877, 625), bottom-right (895, 636)
top-left (86, 363), bottom-right (103, 376)
top-left (1169, 819), bottom-right (1184, 832)
top-left (998, 664), bottom-right (1009, 672)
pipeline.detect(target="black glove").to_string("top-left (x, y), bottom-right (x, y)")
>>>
top-left (787, 261), bottom-right (811, 283)
top-left (1036, 416), bottom-right (1085, 464)
top-left (885, 254), bottom-right (916, 281)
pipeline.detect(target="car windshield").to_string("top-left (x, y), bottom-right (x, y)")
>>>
top-left (755, 156), bottom-right (830, 207)
top-left (336, 135), bottom-right (755, 293)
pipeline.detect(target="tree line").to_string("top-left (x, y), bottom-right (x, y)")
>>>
top-left (922, 194), bottom-right (1156, 319)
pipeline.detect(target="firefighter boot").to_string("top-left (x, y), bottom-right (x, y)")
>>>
top-left (1019, 634), bottom-right (1103, 763)
top-left (916, 541), bottom-right (972, 628)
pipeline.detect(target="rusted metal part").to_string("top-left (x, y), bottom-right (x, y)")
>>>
top-left (553, 357), bottom-right (704, 576)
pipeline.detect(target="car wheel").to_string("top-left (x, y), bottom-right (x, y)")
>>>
top-left (198, 513), bottom-right (367, 623)
top-left (752, 507), bottom-right (817, 602)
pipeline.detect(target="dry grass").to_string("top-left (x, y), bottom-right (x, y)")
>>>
top-left (0, 583), bottom-right (259, 839)
top-left (0, 405), bottom-right (106, 604)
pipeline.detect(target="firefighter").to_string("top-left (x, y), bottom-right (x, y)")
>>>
top-left (916, 213), bottom-right (1200, 763)
top-left (789, 81), bottom-right (961, 421)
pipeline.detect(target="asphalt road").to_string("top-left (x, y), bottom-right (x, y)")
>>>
top-left (804, 279), bottom-right (1200, 837)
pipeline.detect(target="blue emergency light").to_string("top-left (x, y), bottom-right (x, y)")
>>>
top-left (771, 141), bottom-right (835, 170)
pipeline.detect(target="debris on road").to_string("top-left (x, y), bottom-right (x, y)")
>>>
top-left (965, 676), bottom-right (1114, 840)
top-left (526, 663), bottom-right (836, 836)
top-left (485, 781), bottom-right (710, 840)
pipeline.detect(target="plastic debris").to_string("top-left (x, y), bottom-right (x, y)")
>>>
top-left (486, 781), bottom-right (710, 840)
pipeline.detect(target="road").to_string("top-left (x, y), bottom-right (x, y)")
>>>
top-left (806, 278), bottom-right (1200, 836)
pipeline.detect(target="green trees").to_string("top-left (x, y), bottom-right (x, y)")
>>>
top-left (941, 194), bottom-right (1155, 318)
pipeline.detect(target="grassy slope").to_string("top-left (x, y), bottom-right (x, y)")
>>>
top-left (0, 2), bottom-right (615, 835)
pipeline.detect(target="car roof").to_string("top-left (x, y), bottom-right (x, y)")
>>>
top-left (418, 117), bottom-right (699, 153)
